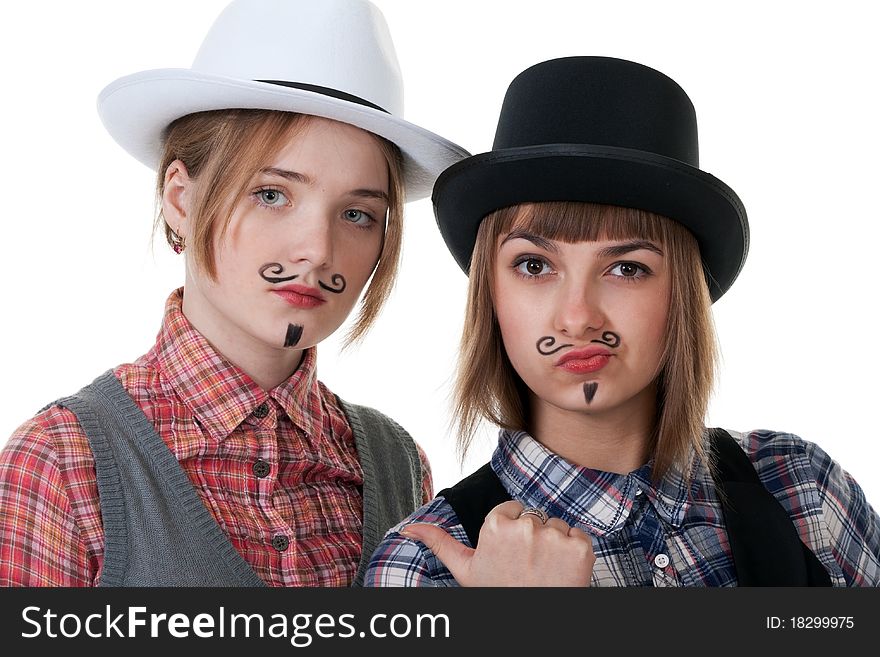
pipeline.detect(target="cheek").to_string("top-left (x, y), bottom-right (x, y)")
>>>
top-left (337, 230), bottom-right (384, 282)
top-left (494, 282), bottom-right (544, 369)
top-left (624, 293), bottom-right (669, 365)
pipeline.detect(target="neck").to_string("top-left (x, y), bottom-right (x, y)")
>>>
top-left (529, 385), bottom-right (656, 474)
top-left (181, 287), bottom-right (305, 392)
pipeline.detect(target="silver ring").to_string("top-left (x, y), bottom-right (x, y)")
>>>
top-left (517, 507), bottom-right (549, 524)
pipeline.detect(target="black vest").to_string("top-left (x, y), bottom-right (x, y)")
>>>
top-left (438, 428), bottom-right (831, 586)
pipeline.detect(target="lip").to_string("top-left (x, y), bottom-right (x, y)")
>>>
top-left (555, 346), bottom-right (613, 373)
top-left (271, 284), bottom-right (326, 309)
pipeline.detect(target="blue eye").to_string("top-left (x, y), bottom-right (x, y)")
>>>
top-left (255, 188), bottom-right (288, 208)
top-left (514, 257), bottom-right (551, 277)
top-left (344, 209), bottom-right (373, 225)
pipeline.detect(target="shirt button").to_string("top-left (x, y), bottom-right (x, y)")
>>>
top-left (253, 402), bottom-right (270, 418)
top-left (272, 534), bottom-right (290, 552)
top-left (635, 488), bottom-right (643, 496)
top-left (654, 553), bottom-right (670, 569)
top-left (252, 459), bottom-right (270, 478)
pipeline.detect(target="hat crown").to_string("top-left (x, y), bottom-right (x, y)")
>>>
top-left (493, 56), bottom-right (699, 166)
top-left (192, 0), bottom-right (403, 116)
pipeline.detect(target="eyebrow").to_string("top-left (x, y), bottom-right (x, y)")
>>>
top-left (596, 240), bottom-right (664, 258)
top-left (499, 232), bottom-right (663, 258)
top-left (260, 167), bottom-right (389, 203)
top-left (261, 167), bottom-right (311, 184)
top-left (350, 188), bottom-right (390, 203)
top-left (500, 230), bottom-right (559, 253)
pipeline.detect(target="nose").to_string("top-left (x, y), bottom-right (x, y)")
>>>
top-left (553, 278), bottom-right (606, 339)
top-left (287, 205), bottom-right (334, 271)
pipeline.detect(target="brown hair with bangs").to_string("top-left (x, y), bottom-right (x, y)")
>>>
top-left (155, 109), bottom-right (405, 345)
top-left (453, 201), bottom-right (717, 481)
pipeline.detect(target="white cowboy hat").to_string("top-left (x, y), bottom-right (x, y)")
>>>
top-left (97, 0), bottom-right (469, 201)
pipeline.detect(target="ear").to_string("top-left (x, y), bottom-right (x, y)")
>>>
top-left (162, 159), bottom-right (193, 239)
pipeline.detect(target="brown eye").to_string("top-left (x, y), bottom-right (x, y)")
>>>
top-left (515, 257), bottom-right (550, 277)
top-left (609, 262), bottom-right (648, 279)
top-left (526, 259), bottom-right (544, 275)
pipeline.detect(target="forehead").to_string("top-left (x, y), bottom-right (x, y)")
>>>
top-left (264, 116), bottom-right (389, 190)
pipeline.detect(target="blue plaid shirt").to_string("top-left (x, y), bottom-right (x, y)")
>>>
top-left (366, 429), bottom-right (880, 586)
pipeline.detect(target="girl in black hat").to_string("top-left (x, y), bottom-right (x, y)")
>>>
top-left (365, 56), bottom-right (880, 586)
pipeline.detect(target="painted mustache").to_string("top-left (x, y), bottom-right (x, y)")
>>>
top-left (536, 336), bottom-right (573, 356)
top-left (318, 274), bottom-right (346, 294)
top-left (591, 331), bottom-right (620, 349)
top-left (536, 331), bottom-right (621, 356)
top-left (259, 262), bottom-right (297, 284)
top-left (259, 263), bottom-right (346, 293)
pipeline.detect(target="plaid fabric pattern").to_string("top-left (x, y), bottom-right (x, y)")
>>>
top-left (0, 289), bottom-right (432, 587)
top-left (366, 429), bottom-right (879, 587)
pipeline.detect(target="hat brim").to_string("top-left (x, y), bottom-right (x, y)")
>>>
top-left (432, 144), bottom-right (749, 302)
top-left (98, 69), bottom-right (470, 202)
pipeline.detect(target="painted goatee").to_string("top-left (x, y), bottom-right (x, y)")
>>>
top-left (284, 323), bottom-right (303, 348)
top-left (583, 382), bottom-right (598, 404)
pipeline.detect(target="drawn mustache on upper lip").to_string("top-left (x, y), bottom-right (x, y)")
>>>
top-left (259, 263), bottom-right (297, 284)
top-left (259, 263), bottom-right (346, 293)
top-left (318, 274), bottom-right (346, 294)
top-left (591, 331), bottom-right (620, 349)
top-left (536, 330), bottom-right (621, 356)
top-left (536, 336), bottom-right (573, 356)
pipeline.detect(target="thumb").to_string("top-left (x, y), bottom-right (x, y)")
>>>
top-left (401, 523), bottom-right (475, 583)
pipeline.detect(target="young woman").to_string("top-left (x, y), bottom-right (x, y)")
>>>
top-left (0, 0), bottom-right (468, 587)
top-left (366, 56), bottom-right (880, 586)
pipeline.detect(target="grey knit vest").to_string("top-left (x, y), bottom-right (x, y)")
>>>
top-left (49, 370), bottom-right (422, 587)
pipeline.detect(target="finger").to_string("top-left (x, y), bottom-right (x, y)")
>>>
top-left (400, 523), bottom-right (476, 582)
top-left (566, 524), bottom-right (594, 544)
top-left (487, 500), bottom-right (525, 520)
top-left (545, 517), bottom-right (571, 533)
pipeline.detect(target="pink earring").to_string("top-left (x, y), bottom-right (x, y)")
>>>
top-left (170, 229), bottom-right (186, 254)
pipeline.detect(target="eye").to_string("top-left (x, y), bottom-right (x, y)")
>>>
top-left (255, 188), bottom-right (288, 208)
top-left (608, 261), bottom-right (649, 279)
top-left (513, 256), bottom-right (552, 277)
top-left (343, 208), bottom-right (374, 226)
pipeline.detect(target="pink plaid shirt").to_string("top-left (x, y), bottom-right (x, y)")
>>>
top-left (0, 288), bottom-right (432, 586)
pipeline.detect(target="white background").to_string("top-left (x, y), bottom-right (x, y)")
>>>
top-left (0, 0), bottom-right (877, 505)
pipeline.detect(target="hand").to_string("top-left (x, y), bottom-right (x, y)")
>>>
top-left (401, 500), bottom-right (595, 586)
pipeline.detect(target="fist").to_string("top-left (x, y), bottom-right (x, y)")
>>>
top-left (402, 500), bottom-right (595, 587)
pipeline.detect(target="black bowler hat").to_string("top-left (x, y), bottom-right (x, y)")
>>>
top-left (432, 56), bottom-right (749, 301)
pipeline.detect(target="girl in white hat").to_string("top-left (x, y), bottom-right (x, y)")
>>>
top-left (0, 0), bottom-right (467, 587)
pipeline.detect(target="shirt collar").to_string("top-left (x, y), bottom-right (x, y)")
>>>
top-left (491, 429), bottom-right (692, 536)
top-left (149, 288), bottom-right (324, 443)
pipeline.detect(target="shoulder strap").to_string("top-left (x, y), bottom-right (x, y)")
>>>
top-left (709, 428), bottom-right (831, 586)
top-left (437, 463), bottom-right (511, 548)
top-left (336, 397), bottom-right (422, 586)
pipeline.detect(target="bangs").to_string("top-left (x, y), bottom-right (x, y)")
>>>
top-left (501, 201), bottom-right (667, 245)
